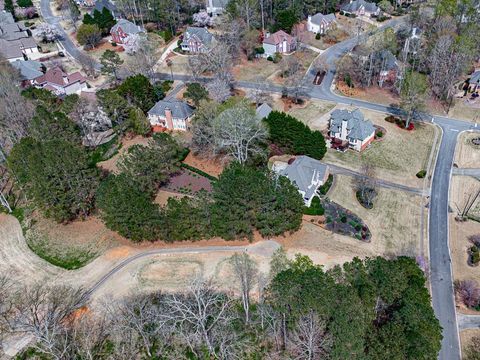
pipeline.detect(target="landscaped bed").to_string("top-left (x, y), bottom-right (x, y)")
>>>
top-left (163, 168), bottom-right (213, 195)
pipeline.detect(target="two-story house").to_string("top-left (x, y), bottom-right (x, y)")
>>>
top-left (110, 19), bottom-right (144, 44)
top-left (32, 66), bottom-right (88, 95)
top-left (148, 99), bottom-right (195, 131)
top-left (328, 109), bottom-right (375, 151)
top-left (262, 30), bottom-right (296, 57)
top-left (180, 27), bottom-right (215, 53)
top-left (307, 13), bottom-right (336, 35)
top-left (341, 0), bottom-right (380, 17)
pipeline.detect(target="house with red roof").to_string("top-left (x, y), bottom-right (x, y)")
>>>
top-left (262, 30), bottom-right (297, 57)
top-left (32, 66), bottom-right (88, 95)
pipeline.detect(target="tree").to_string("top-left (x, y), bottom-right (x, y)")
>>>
top-left (378, 0), bottom-right (394, 13)
top-left (100, 49), bottom-right (124, 80)
top-left (117, 133), bottom-right (182, 195)
top-left (123, 34), bottom-right (141, 55)
top-left (125, 36), bottom-right (159, 81)
top-left (4, 0), bottom-right (14, 14)
top-left (264, 111), bottom-right (327, 160)
top-left (206, 77), bottom-right (231, 103)
top-left (353, 163), bottom-right (377, 209)
top-left (77, 24), bottom-right (102, 49)
top-left (117, 74), bottom-right (158, 112)
top-left (96, 89), bottom-right (130, 128)
top-left (127, 106), bottom-right (150, 135)
top-left (274, 9), bottom-right (298, 33)
top-left (34, 23), bottom-right (61, 43)
top-left (399, 71), bottom-right (428, 128)
top-left (96, 174), bottom-right (163, 241)
top-left (455, 280), bottom-right (480, 308)
top-left (184, 82), bottom-right (209, 106)
top-left (193, 10), bottom-right (212, 26)
top-left (8, 138), bottom-right (99, 222)
top-left (190, 99), bottom-right (219, 155)
top-left (30, 106), bottom-right (81, 144)
top-left (229, 253), bottom-right (258, 324)
top-left (209, 102), bottom-right (267, 164)
top-left (269, 246), bottom-right (291, 279)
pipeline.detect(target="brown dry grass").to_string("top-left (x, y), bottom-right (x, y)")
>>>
top-left (460, 329), bottom-right (480, 357)
top-left (454, 132), bottom-right (480, 168)
top-left (336, 83), bottom-right (400, 106)
top-left (323, 107), bottom-right (435, 188)
top-left (277, 174), bottom-right (423, 267)
top-left (154, 190), bottom-right (189, 206)
top-left (183, 152), bottom-right (225, 177)
top-left (287, 99), bottom-right (336, 130)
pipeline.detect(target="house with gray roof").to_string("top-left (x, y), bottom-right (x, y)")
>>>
top-left (341, 0), bottom-right (380, 17)
top-left (91, 0), bottom-right (121, 19)
top-left (0, 16), bottom-right (38, 61)
top-left (0, 11), bottom-right (15, 24)
top-left (467, 70), bottom-right (480, 93)
top-left (148, 99), bottom-right (195, 131)
top-left (181, 27), bottom-right (215, 53)
top-left (307, 13), bottom-right (336, 34)
top-left (12, 60), bottom-right (44, 84)
top-left (206, 0), bottom-right (228, 17)
top-left (256, 103), bottom-right (272, 119)
top-left (110, 19), bottom-right (144, 44)
top-left (272, 156), bottom-right (330, 206)
top-left (328, 109), bottom-right (375, 151)
top-left (374, 49), bottom-right (399, 87)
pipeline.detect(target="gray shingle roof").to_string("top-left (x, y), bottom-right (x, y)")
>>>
top-left (0, 39), bottom-right (23, 59)
top-left (277, 156), bottom-right (329, 201)
top-left (256, 103), bottom-right (272, 119)
top-left (0, 12), bottom-right (15, 24)
top-left (210, 0), bottom-right (228, 8)
top-left (11, 60), bottom-right (43, 80)
top-left (91, 0), bottom-right (118, 16)
top-left (148, 100), bottom-right (195, 119)
top-left (182, 27), bottom-right (214, 47)
top-left (310, 13), bottom-right (336, 26)
top-left (111, 19), bottom-right (143, 35)
top-left (342, 0), bottom-right (379, 13)
top-left (329, 108), bottom-right (375, 141)
top-left (470, 70), bottom-right (480, 85)
top-left (375, 49), bottom-right (398, 71)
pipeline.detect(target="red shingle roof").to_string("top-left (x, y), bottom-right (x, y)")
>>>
top-left (34, 66), bottom-right (86, 87)
top-left (263, 30), bottom-right (295, 46)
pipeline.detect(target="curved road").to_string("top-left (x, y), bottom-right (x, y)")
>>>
top-left (34, 5), bottom-right (479, 357)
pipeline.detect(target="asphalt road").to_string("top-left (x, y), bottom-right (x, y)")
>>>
top-left (452, 168), bottom-right (480, 177)
top-left (33, 6), bottom-right (480, 357)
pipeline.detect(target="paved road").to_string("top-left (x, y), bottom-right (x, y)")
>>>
top-left (452, 168), bottom-right (480, 177)
top-left (458, 314), bottom-right (480, 330)
top-left (39, 0), bottom-right (101, 69)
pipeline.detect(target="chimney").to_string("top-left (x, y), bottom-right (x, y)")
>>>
top-left (165, 107), bottom-right (174, 130)
top-left (308, 15), bottom-right (311, 22)
top-left (265, 31), bottom-right (270, 38)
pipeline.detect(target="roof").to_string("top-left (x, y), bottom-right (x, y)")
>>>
top-left (91, 0), bottom-right (118, 15)
top-left (310, 13), bottom-right (336, 26)
top-left (329, 108), bottom-right (375, 141)
top-left (375, 49), bottom-right (398, 71)
top-left (470, 70), bottom-right (480, 85)
top-left (148, 100), bottom-right (195, 119)
top-left (111, 19), bottom-right (143, 35)
top-left (207, 0), bottom-right (229, 8)
top-left (11, 60), bottom-right (43, 80)
top-left (0, 22), bottom-right (28, 40)
top-left (0, 11), bottom-right (15, 24)
top-left (276, 156), bottom-right (329, 201)
top-left (0, 39), bottom-right (23, 59)
top-left (34, 66), bottom-right (86, 87)
top-left (263, 30), bottom-right (295, 46)
top-left (256, 103), bottom-right (272, 119)
top-left (341, 0), bottom-right (379, 13)
top-left (182, 27), bottom-right (214, 46)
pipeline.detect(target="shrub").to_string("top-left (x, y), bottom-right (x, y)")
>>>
top-left (319, 174), bottom-right (333, 195)
top-left (376, 130), bottom-right (383, 138)
top-left (385, 115), bottom-right (396, 123)
top-left (340, 215), bottom-right (347, 223)
top-left (181, 163), bottom-right (217, 181)
top-left (471, 246), bottom-right (480, 265)
top-left (255, 47), bottom-right (265, 54)
top-left (267, 56), bottom-right (273, 61)
top-left (273, 52), bottom-right (282, 63)
top-left (344, 73), bottom-right (354, 88)
top-left (339, 10), bottom-right (344, 15)
top-left (111, 41), bottom-right (117, 46)
top-left (17, 0), bottom-right (33, 8)
top-left (303, 196), bottom-right (325, 216)
top-left (416, 170), bottom-right (427, 178)
top-left (469, 234), bottom-right (480, 247)
top-left (315, 33), bottom-right (321, 40)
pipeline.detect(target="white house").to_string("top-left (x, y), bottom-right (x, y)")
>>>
top-left (148, 99), bottom-right (195, 131)
top-left (328, 109), bottom-right (375, 151)
top-left (272, 156), bottom-right (330, 206)
top-left (341, 0), bottom-right (380, 16)
top-left (206, 0), bottom-right (228, 17)
top-left (262, 30), bottom-right (297, 57)
top-left (33, 66), bottom-right (88, 95)
top-left (307, 13), bottom-right (336, 34)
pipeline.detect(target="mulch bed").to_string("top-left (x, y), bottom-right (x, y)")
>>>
top-left (163, 168), bottom-right (213, 195)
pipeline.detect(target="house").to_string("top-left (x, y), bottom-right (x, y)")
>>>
top-left (0, 22), bottom-right (29, 41)
top-left (328, 109), bottom-right (375, 151)
top-left (32, 66), bottom-right (88, 95)
top-left (11, 60), bottom-right (44, 86)
top-left (148, 99), bottom-right (195, 131)
top-left (180, 27), bottom-right (215, 53)
top-left (256, 103), bottom-right (273, 119)
top-left (90, 0), bottom-right (121, 19)
top-left (110, 19), bottom-right (144, 44)
top-left (307, 13), bottom-right (336, 34)
top-left (374, 50), bottom-right (399, 87)
top-left (341, 0), bottom-right (380, 17)
top-left (467, 70), bottom-right (480, 93)
top-left (0, 39), bottom-right (25, 61)
top-left (403, 27), bottom-right (422, 56)
top-left (206, 0), bottom-right (228, 17)
top-left (76, 0), bottom-right (96, 7)
top-left (0, 17), bottom-right (38, 61)
top-left (0, 11), bottom-right (15, 24)
top-left (262, 30), bottom-right (297, 57)
top-left (272, 155), bottom-right (330, 206)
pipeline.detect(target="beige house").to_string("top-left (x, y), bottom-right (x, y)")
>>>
top-left (328, 109), bottom-right (375, 151)
top-left (148, 99), bottom-right (195, 131)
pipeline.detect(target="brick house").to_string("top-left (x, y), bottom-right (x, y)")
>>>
top-left (32, 66), bottom-right (88, 95)
top-left (262, 30), bottom-right (297, 57)
top-left (148, 99), bottom-right (195, 131)
top-left (328, 109), bottom-right (375, 151)
top-left (180, 27), bottom-right (214, 53)
top-left (110, 19), bottom-right (144, 44)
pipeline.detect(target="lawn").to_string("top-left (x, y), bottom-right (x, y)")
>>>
top-left (278, 174), bottom-right (423, 268)
top-left (454, 131), bottom-right (480, 168)
top-left (232, 58), bottom-right (280, 83)
top-left (287, 99), bottom-right (336, 130)
top-left (322, 107), bottom-right (436, 187)
top-left (156, 53), bottom-right (190, 75)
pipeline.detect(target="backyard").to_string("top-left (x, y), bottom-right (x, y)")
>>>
top-left (322, 107), bottom-right (437, 188)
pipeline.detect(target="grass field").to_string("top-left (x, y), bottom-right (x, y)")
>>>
top-left (454, 131), bottom-right (480, 168)
top-left (323, 107), bottom-right (436, 187)
top-left (287, 99), bottom-right (336, 130)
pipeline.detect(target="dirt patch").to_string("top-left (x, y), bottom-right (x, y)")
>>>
top-left (154, 190), bottom-right (189, 206)
top-left (336, 83), bottom-right (400, 106)
top-left (163, 168), bottom-right (213, 194)
top-left (454, 132), bottom-right (480, 168)
top-left (97, 135), bottom-right (150, 173)
top-left (183, 152), bottom-right (225, 177)
top-left (323, 106), bottom-right (435, 188)
top-left (460, 329), bottom-right (480, 355)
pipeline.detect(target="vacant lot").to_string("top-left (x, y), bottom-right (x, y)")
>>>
top-left (232, 58), bottom-right (280, 83)
top-left (156, 53), bottom-right (190, 75)
top-left (277, 174), bottom-right (423, 266)
top-left (322, 106), bottom-right (436, 187)
top-left (454, 132), bottom-right (480, 168)
top-left (287, 99), bottom-right (336, 129)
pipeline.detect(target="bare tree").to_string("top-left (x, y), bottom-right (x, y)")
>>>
top-left (229, 252), bottom-right (258, 324)
top-left (124, 36), bottom-right (159, 81)
top-left (288, 311), bottom-right (333, 360)
top-left (455, 280), bottom-right (480, 308)
top-left (206, 77), bottom-right (231, 103)
top-left (455, 185), bottom-right (480, 220)
top-left (353, 164), bottom-right (377, 209)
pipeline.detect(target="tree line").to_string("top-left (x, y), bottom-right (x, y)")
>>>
top-left (0, 253), bottom-right (442, 359)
